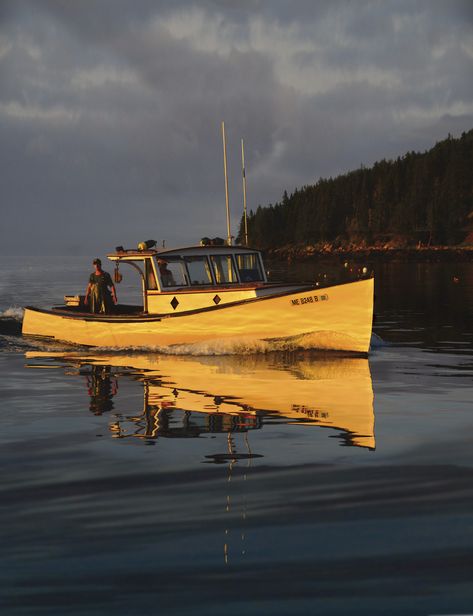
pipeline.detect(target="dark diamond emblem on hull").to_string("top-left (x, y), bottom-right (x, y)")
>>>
top-left (213, 295), bottom-right (221, 305)
top-left (170, 297), bottom-right (179, 310)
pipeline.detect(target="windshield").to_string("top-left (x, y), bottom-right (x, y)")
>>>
top-left (156, 258), bottom-right (188, 287)
top-left (210, 255), bottom-right (238, 283)
top-left (184, 256), bottom-right (213, 286)
top-left (235, 253), bottom-right (264, 282)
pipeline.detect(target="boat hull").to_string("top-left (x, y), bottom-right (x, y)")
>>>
top-left (22, 278), bottom-right (374, 353)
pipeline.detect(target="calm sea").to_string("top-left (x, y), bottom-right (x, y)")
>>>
top-left (1, 255), bottom-right (473, 616)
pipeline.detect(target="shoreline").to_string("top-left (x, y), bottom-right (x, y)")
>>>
top-left (266, 245), bottom-right (473, 262)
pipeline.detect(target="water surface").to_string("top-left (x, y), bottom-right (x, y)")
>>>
top-left (1, 257), bottom-right (472, 615)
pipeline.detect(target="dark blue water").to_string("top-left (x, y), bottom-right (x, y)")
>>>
top-left (1, 256), bottom-right (473, 615)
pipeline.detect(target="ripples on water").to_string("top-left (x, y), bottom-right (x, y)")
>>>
top-left (1, 256), bottom-right (473, 615)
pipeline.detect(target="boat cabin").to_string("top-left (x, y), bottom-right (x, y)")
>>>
top-left (107, 243), bottom-right (268, 314)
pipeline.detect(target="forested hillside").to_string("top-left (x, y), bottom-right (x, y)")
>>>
top-left (240, 129), bottom-right (473, 249)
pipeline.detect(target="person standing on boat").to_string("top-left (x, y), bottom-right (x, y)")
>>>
top-left (85, 258), bottom-right (117, 314)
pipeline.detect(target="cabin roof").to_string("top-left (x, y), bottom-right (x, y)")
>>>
top-left (107, 244), bottom-right (261, 261)
top-left (157, 244), bottom-right (260, 258)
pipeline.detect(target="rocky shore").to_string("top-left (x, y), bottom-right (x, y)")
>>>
top-left (266, 243), bottom-right (473, 262)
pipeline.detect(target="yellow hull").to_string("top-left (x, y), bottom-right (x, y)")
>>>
top-left (22, 278), bottom-right (374, 353)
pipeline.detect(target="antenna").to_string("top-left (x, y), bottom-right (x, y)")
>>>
top-left (241, 138), bottom-right (249, 246)
top-left (221, 122), bottom-right (232, 246)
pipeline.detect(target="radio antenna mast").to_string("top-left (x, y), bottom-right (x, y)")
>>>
top-left (241, 138), bottom-right (249, 246)
top-left (221, 121), bottom-right (232, 246)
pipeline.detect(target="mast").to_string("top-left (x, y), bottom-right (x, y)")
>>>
top-left (221, 121), bottom-right (232, 246)
top-left (241, 138), bottom-right (249, 246)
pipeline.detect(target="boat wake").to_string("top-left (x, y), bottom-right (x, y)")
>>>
top-left (0, 306), bottom-right (24, 320)
top-left (2, 332), bottom-right (386, 356)
top-left (93, 331), bottom-right (380, 356)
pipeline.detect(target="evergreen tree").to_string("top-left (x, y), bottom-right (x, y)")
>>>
top-left (244, 129), bottom-right (473, 249)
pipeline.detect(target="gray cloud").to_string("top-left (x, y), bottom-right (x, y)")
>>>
top-left (1, 0), bottom-right (472, 254)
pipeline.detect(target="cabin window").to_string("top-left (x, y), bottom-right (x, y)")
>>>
top-left (210, 255), bottom-right (238, 284)
top-left (155, 258), bottom-right (188, 287)
top-left (235, 253), bottom-right (264, 282)
top-left (145, 259), bottom-right (158, 290)
top-left (185, 256), bottom-right (213, 285)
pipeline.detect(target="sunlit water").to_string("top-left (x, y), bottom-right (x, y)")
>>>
top-left (1, 255), bottom-right (473, 615)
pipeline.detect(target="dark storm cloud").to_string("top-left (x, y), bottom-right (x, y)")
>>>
top-left (1, 0), bottom-right (472, 254)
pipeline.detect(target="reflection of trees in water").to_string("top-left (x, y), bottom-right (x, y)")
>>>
top-left (86, 365), bottom-right (118, 415)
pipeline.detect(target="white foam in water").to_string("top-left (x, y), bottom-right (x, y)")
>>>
top-left (95, 338), bottom-right (292, 356)
top-left (1, 306), bottom-right (24, 320)
top-left (95, 332), bottom-right (369, 356)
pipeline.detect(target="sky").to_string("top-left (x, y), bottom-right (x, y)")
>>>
top-left (1, 0), bottom-right (473, 255)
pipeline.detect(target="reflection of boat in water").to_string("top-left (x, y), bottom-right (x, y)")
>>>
top-left (25, 352), bottom-right (375, 450)
top-left (87, 365), bottom-right (118, 415)
top-left (22, 242), bottom-right (374, 353)
top-left (110, 379), bottom-right (263, 444)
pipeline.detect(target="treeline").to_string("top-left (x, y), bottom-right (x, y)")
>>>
top-left (239, 129), bottom-right (473, 249)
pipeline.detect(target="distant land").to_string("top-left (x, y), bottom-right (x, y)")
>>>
top-left (239, 129), bottom-right (473, 259)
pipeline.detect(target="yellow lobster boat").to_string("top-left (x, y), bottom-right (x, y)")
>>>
top-left (22, 241), bottom-right (374, 353)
